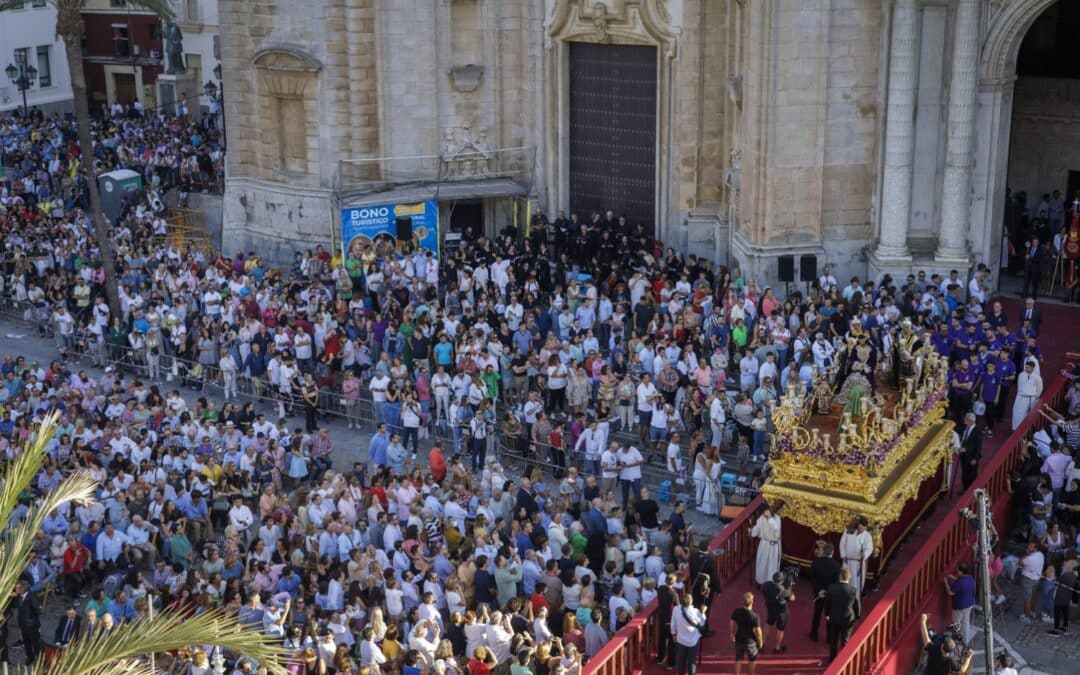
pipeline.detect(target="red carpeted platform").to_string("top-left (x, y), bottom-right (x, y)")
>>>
top-left (640, 295), bottom-right (1079, 675)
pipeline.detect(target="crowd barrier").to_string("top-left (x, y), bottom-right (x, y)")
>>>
top-left (0, 304), bottom-right (743, 497)
top-left (826, 373), bottom-right (1068, 675)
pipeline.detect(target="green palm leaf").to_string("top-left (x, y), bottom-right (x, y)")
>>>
top-left (0, 414), bottom-right (286, 674)
top-left (39, 608), bottom-right (287, 675)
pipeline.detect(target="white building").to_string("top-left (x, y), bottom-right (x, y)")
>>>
top-left (175, 0), bottom-right (221, 95)
top-left (0, 1), bottom-right (73, 114)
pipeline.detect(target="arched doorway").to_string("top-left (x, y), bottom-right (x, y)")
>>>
top-left (1003, 1), bottom-right (1080, 275)
top-left (971, 0), bottom-right (1060, 286)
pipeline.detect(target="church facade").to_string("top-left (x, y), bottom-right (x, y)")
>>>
top-left (218, 0), bottom-right (1068, 287)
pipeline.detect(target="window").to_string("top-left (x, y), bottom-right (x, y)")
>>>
top-left (112, 25), bottom-right (130, 57)
top-left (36, 46), bottom-right (51, 88)
top-left (32, 1), bottom-right (47, 8)
top-left (110, 0), bottom-right (127, 7)
top-left (186, 0), bottom-right (200, 22)
top-left (276, 97), bottom-right (307, 172)
top-left (13, 48), bottom-right (28, 66)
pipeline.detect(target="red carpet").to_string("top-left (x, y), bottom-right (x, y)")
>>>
top-left (641, 295), bottom-right (1079, 675)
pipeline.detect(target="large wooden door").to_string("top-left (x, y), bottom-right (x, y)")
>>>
top-left (113, 73), bottom-right (136, 106)
top-left (568, 42), bottom-right (658, 232)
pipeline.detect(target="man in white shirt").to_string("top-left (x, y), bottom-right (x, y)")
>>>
top-left (95, 522), bottom-right (131, 567)
top-left (636, 374), bottom-right (658, 445)
top-left (575, 420), bottom-right (605, 479)
top-left (125, 515), bottom-right (158, 566)
top-left (370, 371), bottom-right (390, 425)
top-left (818, 265), bottom-right (838, 290)
top-left (710, 392), bottom-right (728, 447)
top-left (616, 444), bottom-right (645, 509)
top-left (228, 496), bottom-right (256, 545)
top-left (1018, 540), bottom-right (1045, 623)
top-left (599, 442), bottom-right (620, 495)
top-left (812, 333), bottom-right (835, 370)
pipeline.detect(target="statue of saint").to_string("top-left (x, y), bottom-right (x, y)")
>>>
top-left (834, 320), bottom-right (877, 403)
top-left (892, 319), bottom-right (922, 389)
top-left (165, 23), bottom-right (186, 75)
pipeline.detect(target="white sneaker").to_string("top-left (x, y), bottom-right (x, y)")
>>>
top-left (994, 595), bottom-right (1006, 605)
top-left (1041, 614), bottom-right (1054, 624)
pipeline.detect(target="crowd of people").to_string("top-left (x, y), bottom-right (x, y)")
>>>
top-left (0, 100), bottom-right (223, 224)
top-left (4, 101), bottom-right (1080, 674)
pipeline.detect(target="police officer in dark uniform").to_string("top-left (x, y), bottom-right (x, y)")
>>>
top-left (809, 541), bottom-right (841, 642)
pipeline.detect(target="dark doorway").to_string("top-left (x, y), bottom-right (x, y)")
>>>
top-left (113, 73), bottom-right (136, 105)
top-left (568, 42), bottom-right (657, 232)
top-left (1067, 171), bottom-right (1080, 214)
top-left (450, 201), bottom-right (484, 235)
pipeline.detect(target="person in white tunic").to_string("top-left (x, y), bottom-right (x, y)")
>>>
top-left (1011, 359), bottom-right (1043, 430)
top-left (750, 507), bottom-right (782, 586)
top-left (839, 518), bottom-right (874, 594)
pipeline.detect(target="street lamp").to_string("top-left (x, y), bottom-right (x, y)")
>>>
top-left (5, 61), bottom-right (38, 117)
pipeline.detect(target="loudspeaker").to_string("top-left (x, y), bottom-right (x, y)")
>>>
top-left (778, 255), bottom-right (795, 283)
top-left (395, 217), bottom-right (413, 241)
top-left (800, 254), bottom-right (818, 282)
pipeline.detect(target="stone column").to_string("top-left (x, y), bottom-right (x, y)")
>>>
top-left (935, 0), bottom-right (980, 264)
top-left (875, 0), bottom-right (919, 259)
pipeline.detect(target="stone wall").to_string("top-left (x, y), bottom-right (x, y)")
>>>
top-left (1007, 76), bottom-right (1080, 201)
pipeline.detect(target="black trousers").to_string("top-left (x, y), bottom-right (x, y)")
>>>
top-left (676, 642), bottom-right (700, 675)
top-left (811, 593), bottom-right (826, 638)
top-left (827, 619), bottom-right (853, 662)
top-left (1023, 264), bottom-right (1040, 299)
top-left (961, 459), bottom-right (979, 491)
top-left (656, 616), bottom-right (676, 665)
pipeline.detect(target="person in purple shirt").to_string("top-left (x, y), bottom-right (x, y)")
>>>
top-left (991, 325), bottom-right (1016, 354)
top-left (979, 361), bottom-right (1002, 436)
top-left (945, 563), bottom-right (977, 644)
top-left (931, 324), bottom-right (953, 360)
top-left (950, 361), bottom-right (976, 422)
top-left (955, 324), bottom-right (981, 362)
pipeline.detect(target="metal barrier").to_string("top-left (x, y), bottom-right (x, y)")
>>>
top-left (0, 302), bottom-right (759, 498)
top-left (826, 374), bottom-right (1069, 675)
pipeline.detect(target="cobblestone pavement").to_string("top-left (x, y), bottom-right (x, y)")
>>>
top-left (960, 576), bottom-right (1074, 674)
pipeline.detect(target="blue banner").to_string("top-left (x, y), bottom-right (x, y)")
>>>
top-left (341, 200), bottom-right (439, 261)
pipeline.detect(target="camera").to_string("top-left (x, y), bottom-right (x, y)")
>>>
top-left (781, 566), bottom-right (799, 587)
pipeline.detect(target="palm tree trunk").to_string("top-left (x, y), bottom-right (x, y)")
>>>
top-left (58, 8), bottom-right (122, 322)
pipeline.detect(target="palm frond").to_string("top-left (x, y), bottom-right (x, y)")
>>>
top-left (42, 609), bottom-right (288, 675)
top-left (0, 413), bottom-right (96, 620)
top-left (125, 0), bottom-right (176, 22)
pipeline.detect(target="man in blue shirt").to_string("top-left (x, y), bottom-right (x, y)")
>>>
top-left (945, 563), bottom-right (976, 645)
top-left (368, 423), bottom-right (390, 469)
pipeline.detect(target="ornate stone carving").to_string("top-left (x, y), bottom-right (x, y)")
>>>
top-left (546, 0), bottom-right (679, 58)
top-left (441, 126), bottom-right (492, 179)
top-left (591, 3), bottom-right (610, 42)
top-left (449, 64), bottom-right (484, 92)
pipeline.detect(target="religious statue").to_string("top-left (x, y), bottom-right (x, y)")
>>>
top-left (892, 318), bottom-right (922, 390)
top-left (165, 23), bottom-right (186, 75)
top-left (834, 320), bottom-right (878, 404)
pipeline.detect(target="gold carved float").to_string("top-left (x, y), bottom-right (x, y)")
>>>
top-left (761, 334), bottom-right (954, 553)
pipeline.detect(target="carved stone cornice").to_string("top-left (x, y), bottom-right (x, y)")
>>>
top-left (545, 0), bottom-right (679, 58)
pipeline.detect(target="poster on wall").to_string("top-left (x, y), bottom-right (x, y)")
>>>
top-left (341, 200), bottom-right (439, 261)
